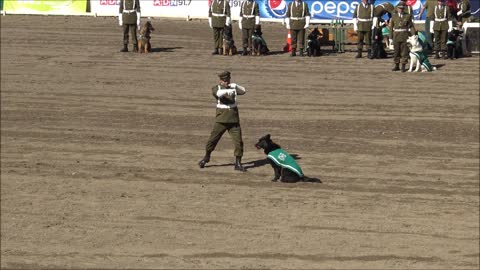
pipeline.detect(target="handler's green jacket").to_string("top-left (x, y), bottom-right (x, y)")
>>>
top-left (240, 0), bottom-right (259, 29)
top-left (209, 0), bottom-right (231, 28)
top-left (119, 0), bottom-right (140, 25)
top-left (286, 1), bottom-right (310, 30)
top-left (389, 12), bottom-right (414, 42)
top-left (433, 4), bottom-right (451, 31)
top-left (211, 84), bottom-right (246, 123)
top-left (353, 3), bottom-right (374, 31)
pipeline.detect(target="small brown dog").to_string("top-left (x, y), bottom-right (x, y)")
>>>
top-left (222, 25), bottom-right (237, 56)
top-left (137, 21), bottom-right (154, 53)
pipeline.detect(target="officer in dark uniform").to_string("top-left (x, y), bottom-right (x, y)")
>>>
top-left (389, 3), bottom-right (415, 72)
top-left (199, 71), bottom-right (248, 172)
top-left (118, 0), bottom-right (140, 52)
top-left (208, 0), bottom-right (231, 55)
top-left (353, 0), bottom-right (374, 58)
top-left (239, 0), bottom-right (260, 56)
top-left (433, 0), bottom-right (452, 59)
top-left (285, 0), bottom-right (311, 57)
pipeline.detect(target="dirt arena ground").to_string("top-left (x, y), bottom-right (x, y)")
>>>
top-left (1, 15), bottom-right (479, 269)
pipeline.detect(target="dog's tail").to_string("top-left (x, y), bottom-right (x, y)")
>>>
top-left (302, 176), bottom-right (322, 183)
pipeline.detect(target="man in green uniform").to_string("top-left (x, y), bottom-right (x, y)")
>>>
top-left (418, 0), bottom-right (437, 53)
top-left (285, 0), bottom-right (311, 57)
top-left (432, 0), bottom-right (452, 59)
top-left (199, 71), bottom-right (248, 172)
top-left (396, 0), bottom-right (414, 15)
top-left (239, 0), bottom-right (260, 56)
top-left (389, 3), bottom-right (415, 72)
top-left (353, 0), bottom-right (374, 58)
top-left (457, 0), bottom-right (472, 24)
top-left (118, 0), bottom-right (140, 52)
top-left (208, 0), bottom-right (231, 55)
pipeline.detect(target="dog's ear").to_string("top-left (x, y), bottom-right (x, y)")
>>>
top-left (265, 134), bottom-right (271, 140)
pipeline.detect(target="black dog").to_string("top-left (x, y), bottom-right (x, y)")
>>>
top-left (251, 25), bottom-right (269, 56)
top-left (447, 28), bottom-right (463, 60)
top-left (306, 27), bottom-right (322, 57)
top-left (370, 25), bottom-right (387, 59)
top-left (255, 134), bottom-right (322, 183)
top-left (223, 25), bottom-right (237, 55)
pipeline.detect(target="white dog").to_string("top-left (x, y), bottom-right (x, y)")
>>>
top-left (406, 35), bottom-right (436, 72)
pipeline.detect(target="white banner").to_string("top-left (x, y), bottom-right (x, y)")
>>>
top-left (91, 0), bottom-right (243, 20)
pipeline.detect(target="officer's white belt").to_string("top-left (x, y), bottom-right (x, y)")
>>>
top-left (290, 17), bottom-right (305, 20)
top-left (123, 10), bottom-right (136, 13)
top-left (212, 13), bottom-right (226, 17)
top-left (358, 18), bottom-right (373, 22)
top-left (243, 15), bottom-right (255, 18)
top-left (435, 18), bottom-right (447, 21)
top-left (217, 104), bottom-right (237, 109)
top-left (394, 29), bottom-right (408, 32)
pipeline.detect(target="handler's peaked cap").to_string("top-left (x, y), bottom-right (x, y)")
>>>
top-left (397, 3), bottom-right (405, 8)
top-left (218, 71), bottom-right (231, 80)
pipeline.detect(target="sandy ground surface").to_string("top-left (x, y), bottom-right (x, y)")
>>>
top-left (1, 15), bottom-right (479, 269)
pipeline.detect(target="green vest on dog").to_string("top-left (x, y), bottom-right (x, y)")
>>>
top-left (267, 149), bottom-right (304, 177)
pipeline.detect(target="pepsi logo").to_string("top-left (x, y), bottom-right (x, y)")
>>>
top-left (267, 0), bottom-right (287, 18)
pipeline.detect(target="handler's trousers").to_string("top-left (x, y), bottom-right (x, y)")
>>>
top-left (357, 30), bottom-right (372, 50)
top-left (205, 122), bottom-right (244, 157)
top-left (242, 28), bottom-right (254, 49)
top-left (393, 40), bottom-right (409, 64)
top-left (123, 24), bottom-right (138, 45)
top-left (291, 29), bottom-right (306, 50)
top-left (212, 27), bottom-right (224, 49)
top-left (434, 29), bottom-right (448, 52)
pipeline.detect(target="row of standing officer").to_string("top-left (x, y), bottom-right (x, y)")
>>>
top-left (208, 0), bottom-right (311, 57)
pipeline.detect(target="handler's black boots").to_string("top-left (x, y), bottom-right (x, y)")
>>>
top-left (434, 52), bottom-right (440, 59)
top-left (367, 49), bottom-right (373, 59)
top-left (290, 49), bottom-right (296, 57)
top-left (242, 48), bottom-right (248, 56)
top-left (355, 49), bottom-right (362, 58)
top-left (234, 156), bottom-right (246, 172)
top-left (392, 63), bottom-right (400, 71)
top-left (133, 44), bottom-right (138, 53)
top-left (120, 44), bottom-right (128, 52)
top-left (401, 64), bottom-right (407, 72)
top-left (299, 49), bottom-right (305, 57)
top-left (198, 152), bottom-right (211, 169)
top-left (219, 48), bottom-right (223, 55)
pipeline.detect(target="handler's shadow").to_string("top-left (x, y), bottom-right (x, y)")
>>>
top-left (150, 46), bottom-right (183, 53)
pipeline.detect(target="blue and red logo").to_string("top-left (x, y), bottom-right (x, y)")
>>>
top-left (264, 0), bottom-right (288, 18)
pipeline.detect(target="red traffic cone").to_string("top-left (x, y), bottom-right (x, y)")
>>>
top-left (283, 30), bottom-right (292, 52)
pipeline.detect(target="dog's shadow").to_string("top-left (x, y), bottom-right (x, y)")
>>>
top-left (433, 63), bottom-right (446, 70)
top-left (150, 47), bottom-right (183, 53)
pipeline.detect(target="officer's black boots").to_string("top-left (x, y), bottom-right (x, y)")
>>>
top-left (434, 52), bottom-right (440, 59)
top-left (120, 44), bottom-right (128, 52)
top-left (355, 49), bottom-right (362, 58)
top-left (198, 152), bottom-right (211, 169)
top-left (299, 49), bottom-right (304, 57)
top-left (290, 49), bottom-right (296, 57)
top-left (234, 156), bottom-right (246, 172)
top-left (392, 63), bottom-right (400, 71)
top-left (133, 44), bottom-right (138, 53)
top-left (401, 64), bottom-right (406, 72)
top-left (212, 48), bottom-right (219, 55)
top-left (242, 48), bottom-right (248, 56)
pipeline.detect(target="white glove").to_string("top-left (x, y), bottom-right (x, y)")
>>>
top-left (353, 18), bottom-right (358, 32)
top-left (136, 12), bottom-right (140, 29)
top-left (255, 16), bottom-right (260, 25)
top-left (448, 20), bottom-right (453, 32)
top-left (285, 18), bottom-right (290, 29)
top-left (429, 22), bottom-right (434, 33)
top-left (208, 17), bottom-right (212, 28)
top-left (304, 16), bottom-right (310, 29)
top-left (372, 17), bottom-right (378, 29)
top-left (239, 18), bottom-right (243, 30)
top-left (118, 13), bottom-right (123, 26)
top-left (457, 10), bottom-right (462, 16)
top-left (226, 17), bottom-right (231, 26)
